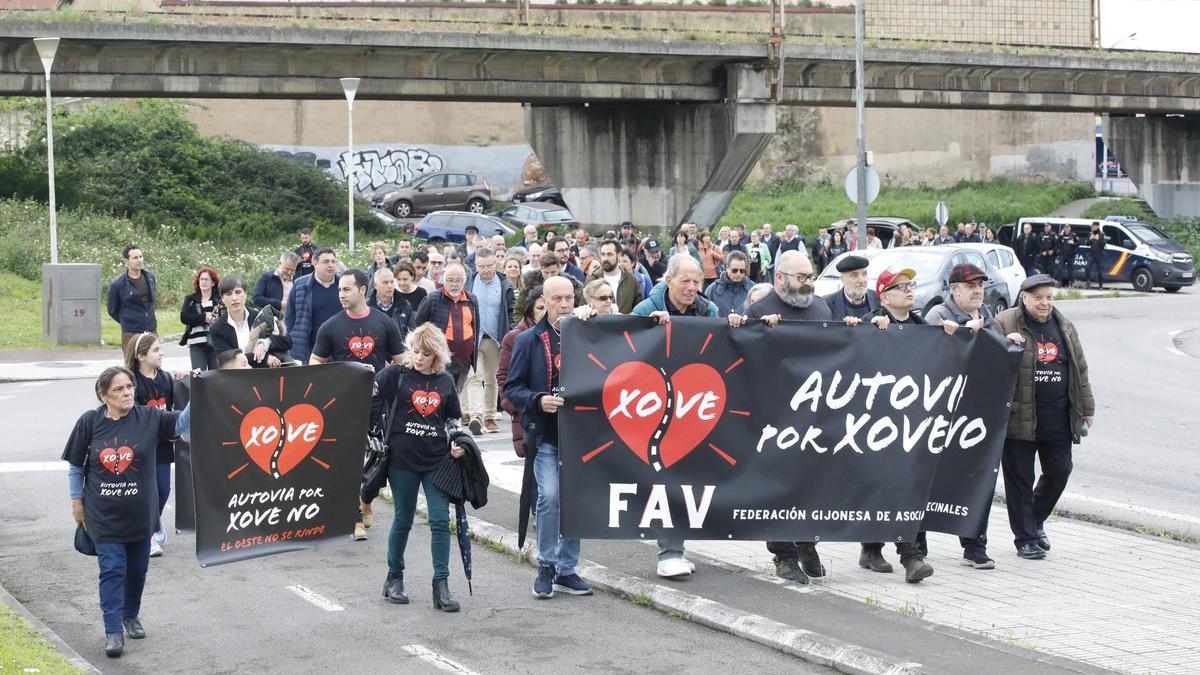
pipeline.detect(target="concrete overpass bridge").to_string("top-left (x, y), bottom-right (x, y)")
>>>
top-left (3, 21), bottom-right (1199, 222)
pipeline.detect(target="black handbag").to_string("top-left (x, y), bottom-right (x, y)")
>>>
top-left (361, 390), bottom-right (401, 503)
top-left (74, 523), bottom-right (97, 556)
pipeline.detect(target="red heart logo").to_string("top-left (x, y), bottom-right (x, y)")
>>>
top-left (145, 397), bottom-right (167, 409)
top-left (238, 404), bottom-right (325, 478)
top-left (98, 446), bottom-right (134, 474)
top-left (1037, 341), bottom-right (1059, 363)
top-left (348, 335), bottom-right (376, 359)
top-left (412, 390), bottom-right (442, 417)
top-left (602, 361), bottom-right (726, 469)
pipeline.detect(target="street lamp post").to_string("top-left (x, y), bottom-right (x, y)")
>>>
top-left (340, 77), bottom-right (360, 255)
top-left (853, 0), bottom-right (867, 251)
top-left (34, 37), bottom-right (60, 265)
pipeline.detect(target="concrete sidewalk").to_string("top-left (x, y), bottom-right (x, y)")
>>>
top-left (474, 433), bottom-right (1200, 674)
top-left (0, 345), bottom-right (191, 382)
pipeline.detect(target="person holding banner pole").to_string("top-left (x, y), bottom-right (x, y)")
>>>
top-left (505, 276), bottom-right (595, 598)
top-left (993, 274), bottom-right (1094, 560)
top-left (629, 255), bottom-right (741, 579)
top-left (63, 367), bottom-right (191, 658)
top-left (744, 250), bottom-right (843, 583)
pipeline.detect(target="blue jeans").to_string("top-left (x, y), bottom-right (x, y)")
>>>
top-left (95, 539), bottom-right (151, 634)
top-left (387, 466), bottom-right (451, 579)
top-left (534, 443), bottom-right (580, 575)
top-left (155, 463), bottom-right (171, 534)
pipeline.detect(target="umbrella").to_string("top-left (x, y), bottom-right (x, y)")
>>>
top-left (453, 503), bottom-right (473, 595)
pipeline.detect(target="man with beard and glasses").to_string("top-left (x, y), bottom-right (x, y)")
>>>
top-left (743, 250), bottom-right (832, 585)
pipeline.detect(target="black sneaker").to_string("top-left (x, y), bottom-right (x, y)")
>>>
top-left (773, 558), bottom-right (809, 584)
top-left (1017, 543), bottom-right (1046, 560)
top-left (1035, 525), bottom-right (1051, 552)
top-left (797, 544), bottom-right (826, 578)
top-left (553, 573), bottom-right (593, 596)
top-left (468, 417), bottom-right (484, 436)
top-left (960, 549), bottom-right (996, 570)
top-left (533, 564), bottom-right (556, 598)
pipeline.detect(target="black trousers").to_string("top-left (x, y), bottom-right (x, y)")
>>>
top-left (766, 541), bottom-right (816, 561)
top-left (1001, 438), bottom-right (1073, 547)
top-left (862, 531), bottom-right (927, 564)
top-left (1085, 258), bottom-right (1104, 287)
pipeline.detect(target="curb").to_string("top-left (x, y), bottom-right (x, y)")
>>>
top-left (422, 504), bottom-right (925, 675)
top-left (0, 580), bottom-right (99, 674)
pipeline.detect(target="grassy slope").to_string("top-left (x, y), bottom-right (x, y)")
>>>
top-left (0, 603), bottom-right (81, 674)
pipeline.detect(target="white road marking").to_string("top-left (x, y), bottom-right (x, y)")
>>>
top-left (1166, 329), bottom-right (1184, 337)
top-left (1165, 329), bottom-right (1190, 356)
top-left (0, 461), bottom-right (67, 473)
top-left (401, 645), bottom-right (481, 675)
top-left (284, 585), bottom-right (344, 612)
top-left (17, 381), bottom-right (50, 388)
top-left (1167, 345), bottom-right (1189, 357)
top-left (1060, 492), bottom-right (1200, 527)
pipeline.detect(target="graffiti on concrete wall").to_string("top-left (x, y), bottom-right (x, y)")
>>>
top-left (336, 148), bottom-right (445, 192)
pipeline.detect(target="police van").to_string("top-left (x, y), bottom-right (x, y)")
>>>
top-left (998, 217), bottom-right (1195, 293)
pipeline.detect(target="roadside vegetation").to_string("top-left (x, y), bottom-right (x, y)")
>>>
top-left (0, 603), bottom-right (82, 673)
top-left (718, 178), bottom-right (1094, 240)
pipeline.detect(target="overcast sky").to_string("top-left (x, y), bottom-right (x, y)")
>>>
top-left (1099, 0), bottom-right (1199, 51)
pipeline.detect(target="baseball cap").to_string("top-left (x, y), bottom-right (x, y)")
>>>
top-left (875, 266), bottom-right (917, 298)
top-left (644, 239), bottom-right (661, 252)
top-left (948, 263), bottom-right (988, 284)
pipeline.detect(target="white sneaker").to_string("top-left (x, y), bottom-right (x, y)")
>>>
top-left (657, 557), bottom-right (693, 578)
top-left (153, 529), bottom-right (166, 544)
top-left (149, 538), bottom-right (163, 558)
top-left (683, 557), bottom-right (696, 573)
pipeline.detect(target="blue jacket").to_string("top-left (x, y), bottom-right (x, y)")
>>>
top-left (284, 273), bottom-right (331, 363)
top-left (106, 270), bottom-right (157, 333)
top-left (706, 276), bottom-right (755, 317)
top-left (631, 282), bottom-right (718, 318)
top-left (253, 270), bottom-right (285, 312)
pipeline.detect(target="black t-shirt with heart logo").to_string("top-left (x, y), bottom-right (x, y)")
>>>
top-left (62, 405), bottom-right (180, 544)
top-left (134, 368), bottom-right (176, 464)
top-left (1025, 308), bottom-right (1071, 442)
top-left (544, 325), bottom-right (563, 446)
top-left (312, 308), bottom-right (404, 373)
top-left (375, 364), bottom-right (462, 472)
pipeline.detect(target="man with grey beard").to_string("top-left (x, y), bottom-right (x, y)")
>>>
top-left (743, 249), bottom-right (831, 584)
top-left (745, 250), bottom-right (831, 323)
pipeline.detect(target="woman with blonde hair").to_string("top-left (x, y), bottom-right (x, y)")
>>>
top-left (374, 323), bottom-right (466, 612)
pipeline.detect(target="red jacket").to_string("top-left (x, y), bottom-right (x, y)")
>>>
top-left (497, 318), bottom-right (533, 457)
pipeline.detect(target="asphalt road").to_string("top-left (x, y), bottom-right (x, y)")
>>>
top-left (0, 289), bottom-right (1196, 671)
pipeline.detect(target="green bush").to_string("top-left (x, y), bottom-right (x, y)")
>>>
top-left (6, 99), bottom-right (375, 242)
top-left (718, 178), bottom-right (1094, 241)
top-left (0, 199), bottom-right (375, 306)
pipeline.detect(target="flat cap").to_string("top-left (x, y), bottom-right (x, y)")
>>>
top-left (1020, 274), bottom-right (1058, 292)
top-left (835, 255), bottom-right (870, 273)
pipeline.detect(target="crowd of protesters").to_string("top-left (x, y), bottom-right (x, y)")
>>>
top-left (78, 214), bottom-right (1094, 657)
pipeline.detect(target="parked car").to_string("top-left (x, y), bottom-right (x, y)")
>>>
top-left (497, 202), bottom-right (580, 234)
top-left (511, 185), bottom-right (568, 208)
top-left (1097, 160), bottom-right (1125, 177)
top-left (374, 172), bottom-right (493, 218)
top-left (998, 217), bottom-right (1195, 292)
top-left (954, 242), bottom-right (1025, 306)
top-left (412, 211), bottom-right (515, 244)
top-left (815, 244), bottom-right (1011, 317)
top-left (370, 208), bottom-right (413, 233)
top-left (828, 217), bottom-right (920, 249)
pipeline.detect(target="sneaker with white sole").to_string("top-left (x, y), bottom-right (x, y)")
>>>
top-left (153, 529), bottom-right (166, 545)
top-left (149, 538), bottom-right (163, 558)
top-left (657, 557), bottom-right (693, 578)
top-left (552, 573), bottom-right (593, 596)
top-left (353, 522), bottom-right (368, 541)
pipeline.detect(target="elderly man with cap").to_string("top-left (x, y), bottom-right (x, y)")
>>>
top-left (993, 274), bottom-right (1095, 560)
top-left (824, 255), bottom-right (887, 327)
top-left (924, 263), bottom-right (1002, 568)
top-left (858, 265), bottom-right (963, 582)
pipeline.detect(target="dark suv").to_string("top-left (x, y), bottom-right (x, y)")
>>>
top-left (375, 172), bottom-right (493, 218)
top-left (413, 211), bottom-right (515, 244)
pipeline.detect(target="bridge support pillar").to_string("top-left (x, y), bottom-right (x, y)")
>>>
top-left (524, 65), bottom-right (775, 229)
top-left (1105, 114), bottom-right (1200, 219)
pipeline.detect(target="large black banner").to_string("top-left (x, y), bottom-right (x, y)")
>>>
top-left (191, 363), bottom-right (373, 566)
top-left (560, 316), bottom-right (1020, 542)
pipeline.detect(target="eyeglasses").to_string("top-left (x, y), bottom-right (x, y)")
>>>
top-left (885, 282), bottom-right (916, 292)
top-left (593, 294), bottom-right (615, 302)
top-left (777, 271), bottom-right (815, 283)
top-left (727, 268), bottom-right (747, 274)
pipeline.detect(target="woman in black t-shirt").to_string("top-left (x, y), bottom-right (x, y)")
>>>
top-left (374, 323), bottom-right (465, 612)
top-left (125, 333), bottom-right (190, 558)
top-left (63, 367), bottom-right (191, 658)
top-left (394, 262), bottom-right (427, 327)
